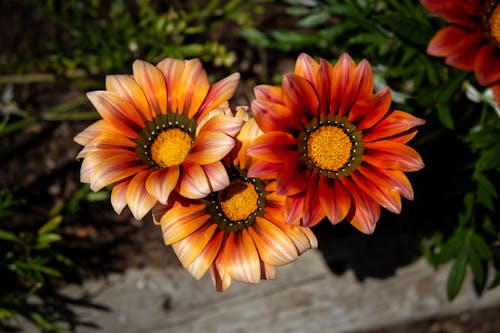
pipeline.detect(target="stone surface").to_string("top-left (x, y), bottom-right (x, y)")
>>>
top-left (52, 249), bottom-right (500, 333)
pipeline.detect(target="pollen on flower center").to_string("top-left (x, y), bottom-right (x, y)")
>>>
top-left (151, 128), bottom-right (192, 167)
top-left (219, 179), bottom-right (259, 222)
top-left (307, 126), bottom-right (352, 171)
top-left (487, 1), bottom-right (500, 44)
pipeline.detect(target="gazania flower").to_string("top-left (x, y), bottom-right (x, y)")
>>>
top-left (420, 0), bottom-right (500, 105)
top-left (153, 108), bottom-right (317, 291)
top-left (74, 57), bottom-right (243, 220)
top-left (247, 53), bottom-right (425, 234)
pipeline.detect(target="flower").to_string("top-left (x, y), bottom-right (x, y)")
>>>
top-left (75, 58), bottom-right (243, 220)
top-left (420, 0), bottom-right (500, 106)
top-left (153, 108), bottom-right (317, 291)
top-left (247, 53), bottom-right (425, 234)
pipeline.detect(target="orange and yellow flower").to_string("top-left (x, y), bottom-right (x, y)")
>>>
top-left (247, 53), bottom-right (425, 234)
top-left (74, 57), bottom-right (243, 220)
top-left (153, 108), bottom-right (317, 291)
top-left (420, 0), bottom-right (500, 105)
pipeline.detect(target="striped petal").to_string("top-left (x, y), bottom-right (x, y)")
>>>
top-left (179, 59), bottom-right (210, 118)
top-left (474, 44), bottom-right (500, 86)
top-left (285, 194), bottom-right (305, 225)
top-left (247, 159), bottom-right (281, 180)
top-left (76, 132), bottom-right (136, 159)
top-left (427, 26), bottom-right (470, 57)
top-left (145, 166), bottom-right (180, 204)
top-left (330, 53), bottom-right (356, 115)
top-left (74, 120), bottom-right (110, 146)
top-left (294, 52), bottom-right (320, 87)
top-left (188, 229), bottom-right (224, 280)
top-left (277, 158), bottom-right (308, 196)
top-left (363, 141), bottom-right (425, 172)
top-left (348, 86), bottom-right (392, 130)
top-left (251, 98), bottom-right (303, 133)
top-left (133, 60), bottom-right (167, 116)
top-left (87, 91), bottom-right (144, 138)
top-left (210, 251), bottom-right (232, 292)
top-left (340, 59), bottom-right (374, 115)
top-left (187, 131), bottom-right (235, 165)
top-left (156, 58), bottom-right (185, 114)
top-left (361, 164), bottom-right (415, 201)
top-left (197, 113), bottom-right (244, 138)
top-left (106, 75), bottom-right (153, 121)
top-left (276, 223), bottom-right (318, 254)
top-left (318, 176), bottom-right (350, 225)
top-left (172, 222), bottom-right (217, 268)
top-left (202, 161), bottom-right (230, 193)
top-left (260, 261), bottom-right (276, 280)
top-left (110, 178), bottom-right (130, 214)
top-left (125, 170), bottom-right (157, 220)
top-left (224, 230), bottom-right (261, 284)
top-left (363, 110), bottom-right (425, 142)
top-left (247, 132), bottom-right (298, 163)
top-left (253, 84), bottom-right (283, 104)
top-left (90, 154), bottom-right (145, 191)
top-left (161, 204), bottom-right (210, 245)
top-left (342, 177), bottom-right (380, 235)
top-left (302, 173), bottom-right (325, 227)
top-left (249, 217), bottom-right (298, 266)
top-left (179, 160), bottom-right (211, 199)
top-left (282, 74), bottom-right (319, 122)
top-left (444, 33), bottom-right (485, 71)
top-left (350, 170), bottom-right (402, 214)
top-left (198, 73), bottom-right (240, 118)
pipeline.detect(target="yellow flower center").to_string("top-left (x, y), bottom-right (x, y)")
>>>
top-left (489, 3), bottom-right (500, 43)
top-left (307, 125), bottom-right (352, 171)
top-left (219, 179), bottom-right (258, 222)
top-left (151, 128), bottom-right (192, 167)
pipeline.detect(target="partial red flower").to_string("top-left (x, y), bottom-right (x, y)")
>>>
top-left (420, 0), bottom-right (500, 105)
top-left (248, 53), bottom-right (425, 234)
top-left (153, 108), bottom-right (317, 291)
top-left (74, 58), bottom-right (243, 220)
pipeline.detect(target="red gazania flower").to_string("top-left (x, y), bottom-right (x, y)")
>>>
top-left (420, 0), bottom-right (500, 105)
top-left (153, 108), bottom-right (317, 291)
top-left (247, 53), bottom-right (425, 234)
top-left (74, 58), bottom-right (244, 220)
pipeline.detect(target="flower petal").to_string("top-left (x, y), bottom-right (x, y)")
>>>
top-left (363, 141), bottom-right (425, 172)
top-left (125, 170), bottom-right (157, 220)
top-left (74, 120), bottom-right (110, 146)
top-left (209, 251), bottom-right (232, 292)
top-left (340, 59), bottom-right (374, 115)
top-left (106, 75), bottom-right (153, 121)
top-left (419, 0), bottom-right (482, 29)
top-left (202, 161), bottom-right (230, 193)
top-left (330, 53), bottom-right (356, 115)
top-left (133, 59), bottom-right (167, 116)
top-left (294, 53), bottom-right (320, 87)
top-left (87, 91), bottom-right (144, 138)
top-left (251, 98), bottom-right (303, 133)
top-left (171, 222), bottom-right (217, 268)
top-left (318, 176), bottom-right (350, 225)
top-left (362, 164), bottom-right (415, 201)
top-left (156, 57), bottom-right (185, 114)
top-left (282, 74), bottom-right (319, 122)
top-left (444, 33), bottom-right (486, 71)
top-left (188, 229), bottom-right (224, 280)
top-left (198, 73), bottom-right (240, 118)
top-left (247, 132), bottom-right (298, 163)
top-left (350, 170), bottom-right (402, 214)
top-left (224, 230), bottom-right (261, 284)
top-left (89, 153), bottom-right (145, 191)
top-left (342, 177), bottom-right (380, 235)
top-left (179, 59), bottom-right (210, 119)
top-left (285, 194), bottom-right (305, 225)
top-left (145, 166), bottom-right (180, 204)
top-left (348, 86), bottom-right (392, 130)
top-left (277, 158), bottom-right (308, 196)
top-left (254, 84), bottom-right (283, 104)
top-left (363, 110), bottom-right (425, 142)
top-left (197, 113), bottom-right (244, 138)
top-left (247, 160), bottom-right (281, 180)
top-left (302, 173), bottom-right (325, 227)
top-left (110, 178), bottom-right (130, 214)
top-left (161, 204), bottom-right (210, 245)
top-left (249, 217), bottom-right (298, 266)
top-left (187, 131), bottom-right (235, 165)
top-left (426, 26), bottom-right (470, 57)
top-left (474, 44), bottom-right (500, 86)
top-left (276, 223), bottom-right (318, 254)
top-left (179, 160), bottom-right (212, 199)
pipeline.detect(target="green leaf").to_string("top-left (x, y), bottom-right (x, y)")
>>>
top-left (468, 251), bottom-right (485, 287)
top-left (431, 229), bottom-right (465, 265)
top-left (437, 104), bottom-right (454, 129)
top-left (476, 173), bottom-right (497, 210)
top-left (373, 13), bottom-right (433, 46)
top-left (469, 233), bottom-right (493, 260)
top-left (458, 192), bottom-right (474, 226)
top-left (35, 233), bottom-right (62, 249)
top-left (447, 253), bottom-right (467, 301)
top-left (38, 215), bottom-right (63, 235)
top-left (297, 11), bottom-right (330, 27)
top-left (0, 230), bottom-right (21, 244)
